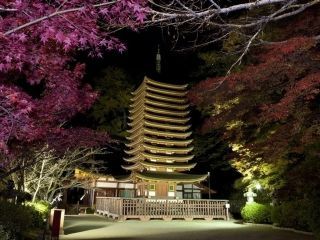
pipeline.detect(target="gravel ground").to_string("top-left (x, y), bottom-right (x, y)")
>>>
top-left (60, 215), bottom-right (315, 240)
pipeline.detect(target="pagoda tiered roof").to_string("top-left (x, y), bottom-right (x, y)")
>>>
top-left (126, 136), bottom-right (193, 148)
top-left (130, 98), bottom-right (189, 110)
top-left (122, 161), bottom-right (196, 171)
top-left (123, 77), bottom-right (207, 183)
top-left (127, 120), bottom-right (191, 133)
top-left (123, 152), bottom-right (194, 163)
top-left (126, 128), bottom-right (192, 140)
top-left (124, 143), bottom-right (194, 155)
top-left (134, 171), bottom-right (208, 183)
top-left (128, 113), bottom-right (190, 126)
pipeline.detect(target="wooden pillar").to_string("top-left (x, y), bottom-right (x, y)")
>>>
top-left (116, 182), bottom-right (119, 197)
top-left (62, 188), bottom-right (68, 208)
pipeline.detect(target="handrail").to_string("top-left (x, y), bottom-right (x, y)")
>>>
top-left (96, 197), bottom-right (230, 221)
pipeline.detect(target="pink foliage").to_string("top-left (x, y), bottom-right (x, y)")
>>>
top-left (46, 128), bottom-right (111, 153)
top-left (0, 0), bottom-right (148, 153)
top-left (262, 72), bottom-right (320, 121)
top-left (189, 37), bottom-right (318, 133)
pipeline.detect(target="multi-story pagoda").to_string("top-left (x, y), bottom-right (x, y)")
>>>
top-left (123, 77), bottom-right (207, 198)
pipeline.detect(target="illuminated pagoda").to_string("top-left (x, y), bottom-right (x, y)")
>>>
top-left (123, 77), bottom-right (207, 198)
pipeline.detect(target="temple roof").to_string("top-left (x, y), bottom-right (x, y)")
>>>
top-left (141, 161), bottom-right (196, 169)
top-left (122, 161), bottom-right (196, 171)
top-left (134, 171), bottom-right (208, 183)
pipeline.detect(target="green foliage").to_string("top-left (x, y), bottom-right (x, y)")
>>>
top-left (241, 203), bottom-right (272, 223)
top-left (85, 207), bottom-right (95, 214)
top-left (26, 200), bottom-right (50, 221)
top-left (222, 31), bottom-right (247, 53)
top-left (271, 200), bottom-right (311, 231)
top-left (191, 51), bottom-right (241, 79)
top-left (229, 185), bottom-right (246, 219)
top-left (0, 200), bottom-right (45, 239)
top-left (193, 132), bottom-right (229, 168)
top-left (270, 197), bottom-right (320, 238)
top-left (89, 66), bottom-right (134, 137)
top-left (308, 196), bottom-right (320, 239)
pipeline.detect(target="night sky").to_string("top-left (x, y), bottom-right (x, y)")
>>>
top-left (86, 29), bottom-right (202, 87)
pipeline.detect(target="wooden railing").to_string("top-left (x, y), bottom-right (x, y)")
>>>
top-left (96, 197), bottom-right (230, 221)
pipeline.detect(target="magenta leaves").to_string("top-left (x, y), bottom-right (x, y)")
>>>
top-left (0, 0), bottom-right (148, 154)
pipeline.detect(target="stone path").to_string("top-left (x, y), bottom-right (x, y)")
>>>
top-left (60, 215), bottom-right (315, 240)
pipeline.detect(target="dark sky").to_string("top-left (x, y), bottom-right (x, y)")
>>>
top-left (86, 28), bottom-right (202, 87)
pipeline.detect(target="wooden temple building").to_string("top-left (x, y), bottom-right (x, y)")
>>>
top-left (122, 77), bottom-right (207, 199)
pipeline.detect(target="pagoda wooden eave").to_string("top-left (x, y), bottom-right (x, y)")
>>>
top-left (132, 78), bottom-right (187, 96)
top-left (126, 128), bottom-right (192, 141)
top-left (129, 103), bottom-right (144, 114)
top-left (129, 105), bottom-right (189, 118)
top-left (145, 77), bottom-right (188, 90)
top-left (122, 161), bottom-right (196, 171)
top-left (144, 128), bottom-right (192, 139)
top-left (132, 80), bottom-right (146, 95)
top-left (143, 143), bottom-right (194, 154)
top-left (146, 92), bottom-right (186, 104)
top-left (123, 154), bottom-right (141, 162)
top-left (123, 152), bottom-right (194, 163)
top-left (122, 163), bottom-right (143, 171)
top-left (132, 83), bottom-right (187, 98)
top-left (145, 106), bottom-right (189, 117)
top-left (130, 98), bottom-right (189, 111)
top-left (145, 121), bottom-right (190, 131)
top-left (128, 120), bottom-right (191, 133)
top-left (140, 161), bottom-right (196, 169)
top-left (125, 136), bottom-right (193, 148)
top-left (125, 143), bottom-right (194, 155)
top-left (128, 113), bottom-right (190, 126)
top-left (134, 171), bottom-right (208, 183)
top-left (129, 101), bottom-right (189, 115)
top-left (142, 152), bottom-right (194, 162)
top-left (146, 85), bottom-right (188, 97)
top-left (144, 113), bottom-right (190, 124)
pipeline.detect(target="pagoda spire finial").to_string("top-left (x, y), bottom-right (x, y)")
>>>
top-left (156, 45), bottom-right (161, 74)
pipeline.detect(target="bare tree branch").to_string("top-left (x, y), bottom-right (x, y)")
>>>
top-left (226, 29), bottom-right (262, 75)
top-left (23, 146), bottom-right (105, 202)
top-left (0, 7), bottom-right (18, 12)
top-left (4, 1), bottom-right (118, 36)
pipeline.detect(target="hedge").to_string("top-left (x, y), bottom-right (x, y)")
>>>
top-left (241, 203), bottom-right (272, 223)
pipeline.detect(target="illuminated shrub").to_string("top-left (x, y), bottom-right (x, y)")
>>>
top-left (241, 203), bottom-right (272, 223)
top-left (0, 200), bottom-right (50, 239)
top-left (85, 207), bottom-right (95, 214)
top-left (0, 201), bottom-right (33, 239)
top-left (308, 196), bottom-right (320, 240)
top-left (27, 200), bottom-right (50, 220)
top-left (272, 199), bottom-right (320, 234)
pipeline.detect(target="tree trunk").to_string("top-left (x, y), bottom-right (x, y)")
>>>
top-left (32, 158), bottom-right (46, 202)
